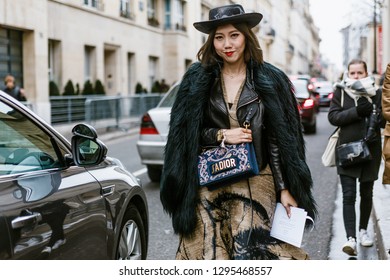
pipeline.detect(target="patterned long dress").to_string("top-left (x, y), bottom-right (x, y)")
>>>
top-left (175, 78), bottom-right (309, 260)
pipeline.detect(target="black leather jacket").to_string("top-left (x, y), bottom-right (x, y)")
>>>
top-left (200, 76), bottom-right (286, 192)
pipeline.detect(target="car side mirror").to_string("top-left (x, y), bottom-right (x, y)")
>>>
top-left (71, 124), bottom-right (107, 166)
top-left (71, 123), bottom-right (98, 139)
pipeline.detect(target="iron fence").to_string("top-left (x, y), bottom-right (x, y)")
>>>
top-left (50, 94), bottom-right (164, 130)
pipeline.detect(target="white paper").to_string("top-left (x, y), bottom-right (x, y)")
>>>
top-left (270, 203), bottom-right (309, 248)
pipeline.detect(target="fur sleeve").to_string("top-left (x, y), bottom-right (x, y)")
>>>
top-left (160, 62), bottom-right (212, 235)
top-left (254, 62), bottom-right (317, 221)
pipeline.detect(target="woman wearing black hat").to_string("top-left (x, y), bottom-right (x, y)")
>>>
top-left (160, 4), bottom-right (317, 260)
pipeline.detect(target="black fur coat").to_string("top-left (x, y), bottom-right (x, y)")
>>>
top-left (160, 61), bottom-right (317, 236)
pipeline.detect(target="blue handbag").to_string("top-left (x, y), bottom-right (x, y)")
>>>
top-left (197, 142), bottom-right (259, 187)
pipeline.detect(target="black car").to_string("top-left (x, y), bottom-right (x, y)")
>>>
top-left (291, 79), bottom-right (317, 133)
top-left (0, 91), bottom-right (148, 259)
top-left (313, 81), bottom-right (334, 107)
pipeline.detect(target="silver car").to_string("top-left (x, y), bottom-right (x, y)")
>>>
top-left (136, 82), bottom-right (180, 182)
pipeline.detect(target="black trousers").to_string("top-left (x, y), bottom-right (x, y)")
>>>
top-left (339, 174), bottom-right (373, 239)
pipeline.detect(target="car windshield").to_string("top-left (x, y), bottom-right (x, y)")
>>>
top-left (292, 80), bottom-right (310, 99)
top-left (158, 84), bottom-right (179, 108)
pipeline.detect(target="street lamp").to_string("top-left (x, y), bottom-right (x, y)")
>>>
top-left (373, 0), bottom-right (384, 74)
top-left (373, 0), bottom-right (377, 74)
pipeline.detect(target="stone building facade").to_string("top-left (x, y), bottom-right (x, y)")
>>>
top-left (0, 0), bottom-right (320, 123)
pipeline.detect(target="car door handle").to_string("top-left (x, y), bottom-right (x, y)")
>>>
top-left (11, 212), bottom-right (42, 229)
top-left (102, 185), bottom-right (115, 197)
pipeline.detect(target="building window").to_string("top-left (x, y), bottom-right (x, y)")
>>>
top-left (84, 0), bottom-right (104, 10)
top-left (84, 0), bottom-right (97, 8)
top-left (120, 0), bottom-right (134, 19)
top-left (164, 0), bottom-right (171, 29)
top-left (164, 0), bottom-right (186, 31)
top-left (147, 0), bottom-right (159, 27)
top-left (173, 0), bottom-right (185, 31)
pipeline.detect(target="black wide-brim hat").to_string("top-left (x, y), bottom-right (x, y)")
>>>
top-left (193, 4), bottom-right (263, 34)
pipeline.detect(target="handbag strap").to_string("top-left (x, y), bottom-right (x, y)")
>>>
top-left (336, 89), bottom-right (344, 132)
top-left (243, 102), bottom-right (258, 129)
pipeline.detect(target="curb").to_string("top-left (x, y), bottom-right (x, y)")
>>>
top-left (53, 119), bottom-right (140, 142)
top-left (372, 204), bottom-right (388, 259)
top-left (373, 160), bottom-right (390, 260)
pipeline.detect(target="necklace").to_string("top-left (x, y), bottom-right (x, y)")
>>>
top-left (223, 68), bottom-right (246, 79)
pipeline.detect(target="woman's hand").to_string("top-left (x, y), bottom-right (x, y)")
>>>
top-left (223, 128), bottom-right (252, 144)
top-left (280, 189), bottom-right (298, 218)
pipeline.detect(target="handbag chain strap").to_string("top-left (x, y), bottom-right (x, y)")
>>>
top-left (219, 102), bottom-right (258, 148)
top-left (243, 102), bottom-right (258, 130)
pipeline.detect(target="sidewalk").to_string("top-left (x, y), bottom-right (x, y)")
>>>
top-left (53, 117), bottom-right (140, 142)
top-left (372, 160), bottom-right (390, 259)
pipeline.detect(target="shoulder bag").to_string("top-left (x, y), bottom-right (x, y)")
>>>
top-left (197, 103), bottom-right (259, 187)
top-left (198, 142), bottom-right (259, 187)
top-left (336, 139), bottom-right (372, 167)
top-left (333, 92), bottom-right (374, 168)
top-left (322, 90), bottom-right (344, 167)
top-left (321, 127), bottom-right (340, 167)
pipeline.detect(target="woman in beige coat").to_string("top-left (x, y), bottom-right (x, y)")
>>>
top-left (382, 63), bottom-right (390, 183)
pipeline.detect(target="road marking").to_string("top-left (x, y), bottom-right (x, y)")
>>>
top-left (133, 167), bottom-right (147, 177)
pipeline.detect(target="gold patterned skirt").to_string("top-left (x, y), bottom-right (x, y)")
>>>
top-left (176, 166), bottom-right (309, 260)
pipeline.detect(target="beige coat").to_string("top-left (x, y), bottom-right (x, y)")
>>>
top-left (381, 63), bottom-right (390, 183)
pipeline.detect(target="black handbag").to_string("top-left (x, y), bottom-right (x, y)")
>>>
top-left (336, 139), bottom-right (372, 167)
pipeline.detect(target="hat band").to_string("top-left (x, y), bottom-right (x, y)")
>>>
top-left (211, 6), bottom-right (244, 20)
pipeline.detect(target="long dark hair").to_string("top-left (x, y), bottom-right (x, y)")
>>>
top-left (196, 23), bottom-right (263, 68)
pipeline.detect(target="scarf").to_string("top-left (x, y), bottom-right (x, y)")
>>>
top-left (342, 72), bottom-right (377, 104)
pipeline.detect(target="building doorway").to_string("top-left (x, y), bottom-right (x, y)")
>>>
top-left (104, 45), bottom-right (119, 96)
top-left (0, 27), bottom-right (24, 87)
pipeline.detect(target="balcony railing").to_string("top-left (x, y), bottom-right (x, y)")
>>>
top-left (120, 10), bottom-right (135, 20)
top-left (84, 0), bottom-right (104, 11)
top-left (148, 17), bottom-right (160, 27)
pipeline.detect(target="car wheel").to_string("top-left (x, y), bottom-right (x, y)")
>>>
top-left (116, 204), bottom-right (147, 260)
top-left (147, 165), bottom-right (162, 182)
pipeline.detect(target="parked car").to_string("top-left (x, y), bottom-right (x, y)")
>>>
top-left (0, 90), bottom-right (148, 260)
top-left (136, 82), bottom-right (180, 182)
top-left (312, 81), bottom-right (334, 107)
top-left (291, 79), bottom-right (317, 133)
